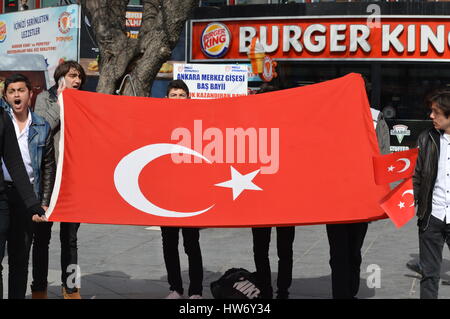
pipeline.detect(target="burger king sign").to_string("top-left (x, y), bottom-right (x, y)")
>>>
top-left (0, 21), bottom-right (6, 43)
top-left (201, 22), bottom-right (231, 58)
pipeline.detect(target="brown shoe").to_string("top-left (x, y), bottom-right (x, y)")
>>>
top-left (62, 287), bottom-right (81, 299)
top-left (31, 290), bottom-right (48, 299)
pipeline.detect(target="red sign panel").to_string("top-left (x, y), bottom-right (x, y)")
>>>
top-left (190, 16), bottom-right (450, 62)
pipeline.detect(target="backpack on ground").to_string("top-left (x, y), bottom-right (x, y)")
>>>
top-left (210, 268), bottom-right (261, 299)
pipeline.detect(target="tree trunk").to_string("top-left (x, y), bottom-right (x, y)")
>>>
top-left (81, 0), bottom-right (197, 96)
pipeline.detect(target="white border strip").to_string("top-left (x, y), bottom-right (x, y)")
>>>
top-left (190, 15), bottom-right (450, 23)
top-left (45, 92), bottom-right (65, 219)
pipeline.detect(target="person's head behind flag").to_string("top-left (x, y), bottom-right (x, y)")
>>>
top-left (166, 79), bottom-right (189, 99)
top-left (257, 83), bottom-right (278, 94)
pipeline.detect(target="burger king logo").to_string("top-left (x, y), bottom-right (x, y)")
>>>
top-left (58, 12), bottom-right (72, 34)
top-left (201, 22), bottom-right (231, 58)
top-left (0, 21), bottom-right (7, 43)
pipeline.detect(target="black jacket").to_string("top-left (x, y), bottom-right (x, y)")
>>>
top-left (413, 128), bottom-right (441, 231)
top-left (0, 107), bottom-right (43, 216)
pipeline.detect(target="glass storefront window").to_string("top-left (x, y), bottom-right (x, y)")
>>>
top-left (272, 61), bottom-right (370, 92)
top-left (235, 0), bottom-right (269, 4)
top-left (20, 0), bottom-right (35, 10)
top-left (380, 64), bottom-right (450, 121)
top-left (200, 0), bottom-right (227, 6)
top-left (264, 61), bottom-right (449, 121)
top-left (41, 0), bottom-right (78, 7)
top-left (41, 0), bottom-right (60, 6)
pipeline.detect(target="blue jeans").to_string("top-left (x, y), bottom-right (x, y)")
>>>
top-left (0, 197), bottom-right (10, 300)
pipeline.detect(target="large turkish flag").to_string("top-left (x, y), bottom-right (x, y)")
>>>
top-left (47, 73), bottom-right (390, 227)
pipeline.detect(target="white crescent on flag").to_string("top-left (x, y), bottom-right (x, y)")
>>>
top-left (401, 189), bottom-right (414, 207)
top-left (114, 143), bottom-right (215, 218)
top-left (396, 158), bottom-right (411, 173)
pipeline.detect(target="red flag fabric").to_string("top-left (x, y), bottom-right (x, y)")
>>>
top-left (380, 177), bottom-right (415, 228)
top-left (47, 73), bottom-right (390, 227)
top-left (373, 148), bottom-right (419, 185)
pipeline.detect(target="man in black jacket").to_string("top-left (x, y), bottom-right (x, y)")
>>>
top-left (2, 74), bottom-right (55, 299)
top-left (413, 89), bottom-right (450, 299)
top-left (0, 89), bottom-right (46, 299)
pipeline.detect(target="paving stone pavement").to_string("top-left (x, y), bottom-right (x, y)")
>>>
top-left (3, 217), bottom-right (450, 299)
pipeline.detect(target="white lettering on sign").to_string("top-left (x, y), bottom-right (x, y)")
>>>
top-left (330, 24), bottom-right (347, 52)
top-left (349, 25), bottom-right (371, 52)
top-left (421, 24), bottom-right (444, 53)
top-left (303, 24), bottom-right (326, 53)
top-left (382, 24), bottom-right (404, 53)
top-left (282, 25), bottom-right (302, 52)
top-left (240, 26), bottom-right (256, 53)
top-left (408, 25), bottom-right (416, 52)
top-left (260, 25), bottom-right (279, 53)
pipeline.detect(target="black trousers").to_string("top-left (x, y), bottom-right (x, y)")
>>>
top-left (6, 185), bottom-right (33, 299)
top-left (0, 196), bottom-right (8, 299)
top-left (252, 226), bottom-right (295, 299)
top-left (31, 221), bottom-right (80, 292)
top-left (161, 227), bottom-right (203, 296)
top-left (326, 222), bottom-right (368, 299)
top-left (419, 215), bottom-right (450, 299)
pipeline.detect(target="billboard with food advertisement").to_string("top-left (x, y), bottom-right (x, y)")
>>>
top-left (0, 4), bottom-right (80, 86)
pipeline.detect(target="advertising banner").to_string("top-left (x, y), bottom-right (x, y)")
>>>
top-left (0, 4), bottom-right (80, 86)
top-left (173, 63), bottom-right (248, 99)
top-left (190, 16), bottom-right (450, 62)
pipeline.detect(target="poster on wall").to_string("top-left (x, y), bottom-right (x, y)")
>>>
top-left (0, 4), bottom-right (80, 86)
top-left (173, 63), bottom-right (248, 99)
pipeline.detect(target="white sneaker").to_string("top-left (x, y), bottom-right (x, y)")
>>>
top-left (165, 290), bottom-right (184, 299)
top-left (189, 294), bottom-right (203, 299)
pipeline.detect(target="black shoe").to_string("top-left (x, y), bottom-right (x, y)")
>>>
top-left (276, 292), bottom-right (289, 299)
top-left (406, 260), bottom-right (423, 276)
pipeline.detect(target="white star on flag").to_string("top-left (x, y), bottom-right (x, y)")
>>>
top-left (215, 166), bottom-right (263, 200)
top-left (398, 201), bottom-right (405, 209)
top-left (388, 165), bottom-right (395, 172)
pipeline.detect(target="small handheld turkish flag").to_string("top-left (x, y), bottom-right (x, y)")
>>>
top-left (373, 148), bottom-right (419, 185)
top-left (380, 177), bottom-right (415, 228)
